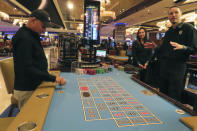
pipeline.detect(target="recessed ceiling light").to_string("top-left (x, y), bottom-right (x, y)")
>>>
top-left (68, 3), bottom-right (73, 9)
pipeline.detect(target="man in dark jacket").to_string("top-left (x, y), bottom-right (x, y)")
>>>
top-left (12, 10), bottom-right (66, 109)
top-left (157, 7), bottom-right (197, 101)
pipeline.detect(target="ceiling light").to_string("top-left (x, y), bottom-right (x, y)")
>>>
top-left (38, 0), bottom-right (48, 9)
top-left (68, 3), bottom-right (73, 9)
top-left (0, 11), bottom-right (9, 20)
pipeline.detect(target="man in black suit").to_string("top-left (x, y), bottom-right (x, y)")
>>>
top-left (157, 7), bottom-right (197, 101)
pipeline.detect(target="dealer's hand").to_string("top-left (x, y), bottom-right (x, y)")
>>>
top-left (143, 63), bottom-right (148, 69)
top-left (170, 41), bottom-right (184, 50)
top-left (56, 77), bottom-right (66, 86)
top-left (139, 64), bottom-right (147, 69)
top-left (144, 41), bottom-right (157, 49)
top-left (139, 64), bottom-right (144, 69)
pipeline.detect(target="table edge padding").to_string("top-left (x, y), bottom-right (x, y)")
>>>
top-left (6, 71), bottom-right (60, 131)
top-left (180, 116), bottom-right (197, 131)
top-left (131, 74), bottom-right (197, 116)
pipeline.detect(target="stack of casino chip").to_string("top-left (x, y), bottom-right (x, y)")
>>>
top-left (83, 69), bottom-right (87, 74)
top-left (75, 68), bottom-right (84, 75)
top-left (104, 67), bottom-right (109, 73)
top-left (95, 68), bottom-right (105, 74)
top-left (118, 66), bottom-right (124, 71)
top-left (95, 68), bottom-right (100, 74)
top-left (75, 65), bottom-right (113, 75)
top-left (87, 69), bottom-right (96, 75)
top-left (99, 68), bottom-right (105, 74)
top-left (108, 67), bottom-right (112, 72)
top-left (114, 63), bottom-right (119, 68)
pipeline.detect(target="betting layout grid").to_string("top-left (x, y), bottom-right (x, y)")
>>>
top-left (77, 77), bottom-right (163, 127)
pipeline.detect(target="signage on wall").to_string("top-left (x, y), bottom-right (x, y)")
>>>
top-left (114, 23), bottom-right (126, 43)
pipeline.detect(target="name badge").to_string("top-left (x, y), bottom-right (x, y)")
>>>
top-left (179, 30), bottom-right (183, 35)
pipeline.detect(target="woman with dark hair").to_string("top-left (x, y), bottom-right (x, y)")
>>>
top-left (132, 27), bottom-right (153, 82)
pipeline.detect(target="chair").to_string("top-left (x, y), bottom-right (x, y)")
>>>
top-left (120, 50), bottom-right (126, 56)
top-left (0, 57), bottom-right (18, 117)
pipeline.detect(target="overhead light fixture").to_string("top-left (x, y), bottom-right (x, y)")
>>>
top-left (13, 19), bottom-right (28, 26)
top-left (114, 23), bottom-right (127, 26)
top-left (68, 3), bottom-right (73, 9)
top-left (126, 27), bottom-right (139, 34)
top-left (100, 0), bottom-right (110, 6)
top-left (0, 11), bottom-right (9, 20)
top-left (157, 20), bottom-right (171, 31)
top-left (38, 0), bottom-right (48, 9)
top-left (100, 0), bottom-right (116, 20)
top-left (181, 12), bottom-right (197, 22)
top-left (173, 0), bottom-right (186, 3)
top-left (100, 7), bottom-right (116, 19)
top-left (77, 24), bottom-right (83, 33)
top-left (174, 0), bottom-right (197, 4)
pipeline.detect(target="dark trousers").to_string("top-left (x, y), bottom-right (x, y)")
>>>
top-left (159, 60), bottom-right (186, 102)
top-left (145, 60), bottom-right (160, 87)
top-left (127, 56), bottom-right (132, 64)
top-left (159, 75), bottom-right (185, 101)
top-left (140, 69), bottom-right (147, 82)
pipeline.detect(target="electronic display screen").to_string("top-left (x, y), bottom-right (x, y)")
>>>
top-left (85, 7), bottom-right (99, 40)
top-left (84, 0), bottom-right (100, 44)
top-left (96, 50), bottom-right (106, 57)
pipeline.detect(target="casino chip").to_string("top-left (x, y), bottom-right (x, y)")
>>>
top-left (57, 90), bottom-right (64, 94)
top-left (141, 90), bottom-right (155, 96)
top-left (83, 92), bottom-right (90, 97)
top-left (81, 86), bottom-right (88, 91)
top-left (175, 109), bottom-right (185, 115)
